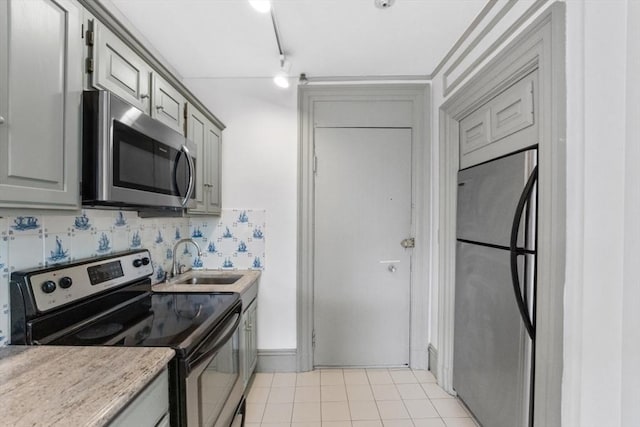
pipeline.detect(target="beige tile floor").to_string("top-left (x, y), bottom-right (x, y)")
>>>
top-left (245, 368), bottom-right (479, 427)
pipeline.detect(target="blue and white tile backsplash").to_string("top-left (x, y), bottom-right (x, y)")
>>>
top-left (188, 209), bottom-right (266, 271)
top-left (0, 209), bottom-right (265, 347)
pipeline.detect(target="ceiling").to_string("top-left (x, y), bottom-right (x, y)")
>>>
top-left (110, 0), bottom-right (487, 80)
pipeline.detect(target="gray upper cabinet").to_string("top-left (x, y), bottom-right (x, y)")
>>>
top-left (205, 124), bottom-right (222, 214)
top-left (186, 103), bottom-right (222, 215)
top-left (151, 73), bottom-right (185, 133)
top-left (186, 104), bottom-right (208, 212)
top-left (460, 70), bottom-right (539, 169)
top-left (0, 0), bottom-right (82, 210)
top-left (91, 20), bottom-right (151, 113)
top-left (460, 107), bottom-right (491, 157)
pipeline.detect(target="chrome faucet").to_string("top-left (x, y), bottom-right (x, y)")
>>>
top-left (171, 238), bottom-right (203, 278)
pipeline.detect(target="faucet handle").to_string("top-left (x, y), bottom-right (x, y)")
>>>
top-left (177, 264), bottom-right (186, 275)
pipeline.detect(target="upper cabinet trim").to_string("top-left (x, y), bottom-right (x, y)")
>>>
top-left (439, 0), bottom-right (549, 97)
top-left (79, 0), bottom-right (225, 130)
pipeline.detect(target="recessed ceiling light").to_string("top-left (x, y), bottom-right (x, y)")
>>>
top-left (374, 0), bottom-right (395, 9)
top-left (249, 0), bottom-right (271, 14)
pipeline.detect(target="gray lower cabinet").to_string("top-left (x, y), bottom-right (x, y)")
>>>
top-left (0, 0), bottom-right (82, 210)
top-left (109, 369), bottom-right (169, 427)
top-left (91, 20), bottom-right (152, 113)
top-left (186, 102), bottom-right (222, 215)
top-left (241, 298), bottom-right (258, 388)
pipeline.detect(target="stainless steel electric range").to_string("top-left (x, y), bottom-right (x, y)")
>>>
top-left (10, 249), bottom-right (244, 427)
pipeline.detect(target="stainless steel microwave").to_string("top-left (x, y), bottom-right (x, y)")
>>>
top-left (82, 90), bottom-right (196, 211)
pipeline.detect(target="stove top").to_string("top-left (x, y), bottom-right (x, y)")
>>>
top-left (48, 292), bottom-right (240, 356)
top-left (10, 250), bottom-right (241, 358)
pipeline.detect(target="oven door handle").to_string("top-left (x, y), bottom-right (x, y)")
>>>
top-left (187, 310), bottom-right (241, 373)
top-left (180, 144), bottom-right (195, 207)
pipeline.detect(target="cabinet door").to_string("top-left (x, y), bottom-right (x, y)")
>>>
top-left (205, 123), bottom-right (222, 215)
top-left (186, 104), bottom-right (222, 216)
top-left (0, 0), bottom-right (82, 209)
top-left (460, 107), bottom-right (491, 157)
top-left (489, 72), bottom-right (535, 142)
top-left (460, 70), bottom-right (538, 169)
top-left (247, 301), bottom-right (258, 376)
top-left (241, 310), bottom-right (250, 387)
top-left (92, 21), bottom-right (151, 113)
top-left (151, 73), bottom-right (185, 133)
top-left (185, 103), bottom-right (208, 213)
top-left (109, 369), bottom-right (169, 427)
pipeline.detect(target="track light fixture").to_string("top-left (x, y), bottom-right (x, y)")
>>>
top-left (248, 0), bottom-right (292, 89)
top-left (273, 54), bottom-right (291, 88)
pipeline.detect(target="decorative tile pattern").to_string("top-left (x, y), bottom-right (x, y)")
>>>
top-left (189, 209), bottom-right (266, 271)
top-left (0, 207), bottom-right (267, 346)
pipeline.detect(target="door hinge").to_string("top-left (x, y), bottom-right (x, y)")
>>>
top-left (85, 57), bottom-right (94, 74)
top-left (313, 156), bottom-right (318, 174)
top-left (401, 238), bottom-right (415, 249)
top-left (312, 329), bottom-right (316, 348)
top-left (86, 29), bottom-right (94, 46)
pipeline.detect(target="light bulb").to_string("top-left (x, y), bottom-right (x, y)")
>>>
top-left (273, 73), bottom-right (290, 89)
top-left (249, 0), bottom-right (271, 13)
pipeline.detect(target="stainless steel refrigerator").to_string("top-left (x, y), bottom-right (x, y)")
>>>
top-left (453, 148), bottom-right (537, 427)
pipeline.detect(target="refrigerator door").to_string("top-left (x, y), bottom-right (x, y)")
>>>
top-left (454, 241), bottom-right (528, 427)
top-left (457, 149), bottom-right (536, 249)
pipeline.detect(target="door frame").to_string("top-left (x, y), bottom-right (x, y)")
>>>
top-left (298, 84), bottom-right (430, 371)
top-left (437, 5), bottom-right (565, 426)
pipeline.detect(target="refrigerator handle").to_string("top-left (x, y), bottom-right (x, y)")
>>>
top-left (509, 166), bottom-right (538, 340)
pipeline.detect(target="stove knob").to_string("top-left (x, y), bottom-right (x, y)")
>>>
top-left (133, 259), bottom-right (143, 268)
top-left (41, 281), bottom-right (56, 294)
top-left (59, 276), bottom-right (73, 289)
top-left (141, 257), bottom-right (150, 266)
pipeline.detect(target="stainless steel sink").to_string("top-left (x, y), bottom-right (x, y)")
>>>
top-left (172, 274), bottom-right (243, 285)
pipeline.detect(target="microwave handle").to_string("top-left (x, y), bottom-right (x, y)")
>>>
top-left (181, 144), bottom-right (195, 207)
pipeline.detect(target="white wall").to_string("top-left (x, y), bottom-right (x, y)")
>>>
top-left (183, 78), bottom-right (299, 350)
top-left (430, 0), bottom-right (640, 425)
top-left (622, 3), bottom-right (640, 426)
top-left (564, 2), bottom-right (628, 425)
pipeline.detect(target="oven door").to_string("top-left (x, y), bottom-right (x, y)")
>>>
top-left (185, 307), bottom-right (243, 427)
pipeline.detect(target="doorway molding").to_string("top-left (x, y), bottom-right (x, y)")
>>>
top-left (298, 84), bottom-right (430, 371)
top-left (437, 4), bottom-right (565, 426)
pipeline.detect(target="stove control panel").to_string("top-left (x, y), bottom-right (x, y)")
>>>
top-left (24, 250), bottom-right (154, 313)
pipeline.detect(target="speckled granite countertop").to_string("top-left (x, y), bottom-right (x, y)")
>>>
top-left (0, 346), bottom-right (175, 427)
top-left (153, 270), bottom-right (260, 296)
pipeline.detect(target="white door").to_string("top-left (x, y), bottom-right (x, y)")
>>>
top-left (313, 127), bottom-right (412, 367)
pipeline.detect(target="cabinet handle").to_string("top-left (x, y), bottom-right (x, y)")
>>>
top-left (0, 116), bottom-right (5, 125)
top-left (141, 93), bottom-right (149, 99)
top-left (156, 105), bottom-right (164, 111)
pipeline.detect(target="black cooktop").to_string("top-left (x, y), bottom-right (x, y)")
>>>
top-left (40, 291), bottom-right (240, 357)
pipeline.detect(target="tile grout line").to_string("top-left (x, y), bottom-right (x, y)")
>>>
top-left (253, 369), bottom-right (477, 427)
